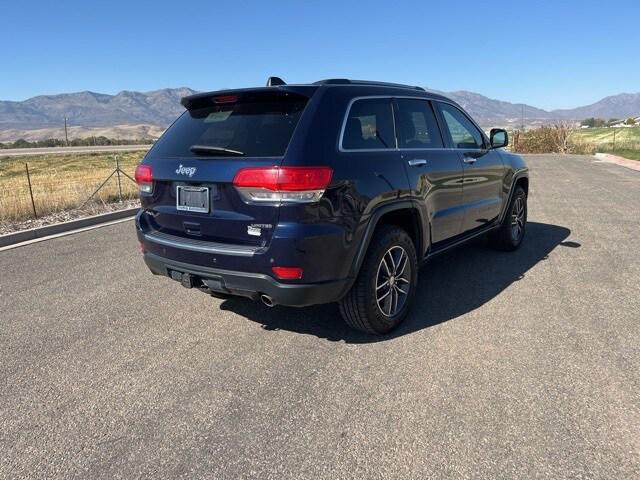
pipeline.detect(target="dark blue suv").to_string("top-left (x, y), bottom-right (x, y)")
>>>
top-left (135, 77), bottom-right (529, 334)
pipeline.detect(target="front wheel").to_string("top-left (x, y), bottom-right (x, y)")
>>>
top-left (339, 226), bottom-right (418, 334)
top-left (489, 185), bottom-right (527, 251)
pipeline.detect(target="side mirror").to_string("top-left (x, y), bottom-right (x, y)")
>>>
top-left (490, 128), bottom-right (508, 148)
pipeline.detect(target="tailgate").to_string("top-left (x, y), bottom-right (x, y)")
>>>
top-left (139, 90), bottom-right (311, 248)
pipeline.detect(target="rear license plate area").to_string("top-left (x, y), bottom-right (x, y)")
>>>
top-left (176, 185), bottom-right (210, 213)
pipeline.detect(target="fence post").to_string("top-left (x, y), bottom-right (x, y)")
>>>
top-left (25, 163), bottom-right (37, 219)
top-left (115, 155), bottom-right (123, 202)
top-left (613, 129), bottom-right (616, 152)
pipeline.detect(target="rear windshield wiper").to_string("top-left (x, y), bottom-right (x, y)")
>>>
top-left (190, 145), bottom-right (245, 156)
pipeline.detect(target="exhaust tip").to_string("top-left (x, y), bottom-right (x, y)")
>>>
top-left (260, 294), bottom-right (275, 307)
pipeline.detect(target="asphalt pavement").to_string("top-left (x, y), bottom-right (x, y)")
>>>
top-left (1, 154), bottom-right (639, 479)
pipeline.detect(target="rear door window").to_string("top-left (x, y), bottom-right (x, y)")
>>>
top-left (341, 98), bottom-right (395, 150)
top-left (395, 99), bottom-right (444, 148)
top-left (437, 102), bottom-right (485, 149)
top-left (149, 92), bottom-right (309, 158)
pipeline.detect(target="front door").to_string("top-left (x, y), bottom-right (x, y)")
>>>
top-left (435, 102), bottom-right (505, 233)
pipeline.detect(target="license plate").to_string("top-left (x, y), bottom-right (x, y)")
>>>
top-left (176, 186), bottom-right (210, 213)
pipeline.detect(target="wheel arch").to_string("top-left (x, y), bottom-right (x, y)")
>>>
top-left (498, 170), bottom-right (529, 224)
top-left (349, 201), bottom-right (426, 278)
top-left (516, 176), bottom-right (529, 196)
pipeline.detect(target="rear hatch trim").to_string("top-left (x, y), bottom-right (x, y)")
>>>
top-left (143, 228), bottom-right (263, 257)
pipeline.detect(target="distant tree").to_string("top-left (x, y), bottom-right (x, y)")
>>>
top-left (12, 139), bottom-right (31, 148)
top-left (625, 117), bottom-right (637, 125)
top-left (581, 117), bottom-right (607, 127)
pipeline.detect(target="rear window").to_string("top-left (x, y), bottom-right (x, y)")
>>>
top-left (149, 92), bottom-right (309, 158)
top-left (395, 99), bottom-right (443, 148)
top-left (341, 98), bottom-right (395, 150)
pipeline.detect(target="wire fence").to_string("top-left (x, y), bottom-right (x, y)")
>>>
top-left (0, 152), bottom-right (143, 223)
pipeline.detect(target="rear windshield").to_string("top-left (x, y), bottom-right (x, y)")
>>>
top-left (149, 92), bottom-right (309, 158)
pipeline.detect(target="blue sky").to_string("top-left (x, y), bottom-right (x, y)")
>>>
top-left (1, 0), bottom-right (639, 109)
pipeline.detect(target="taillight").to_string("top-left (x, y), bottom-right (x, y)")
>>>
top-left (213, 95), bottom-right (238, 104)
top-left (135, 165), bottom-right (153, 193)
top-left (233, 166), bottom-right (333, 203)
top-left (272, 266), bottom-right (303, 280)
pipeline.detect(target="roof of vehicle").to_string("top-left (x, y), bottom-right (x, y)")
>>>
top-left (181, 77), bottom-right (454, 109)
top-left (312, 78), bottom-right (425, 90)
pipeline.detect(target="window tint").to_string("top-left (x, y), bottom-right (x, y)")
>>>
top-left (149, 93), bottom-right (308, 158)
top-left (342, 99), bottom-right (395, 150)
top-left (395, 99), bottom-right (443, 148)
top-left (438, 103), bottom-right (484, 149)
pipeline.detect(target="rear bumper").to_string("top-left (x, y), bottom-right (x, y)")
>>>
top-left (143, 251), bottom-right (352, 307)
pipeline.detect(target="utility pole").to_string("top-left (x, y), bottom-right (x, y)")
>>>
top-left (521, 105), bottom-right (525, 131)
top-left (64, 116), bottom-right (69, 146)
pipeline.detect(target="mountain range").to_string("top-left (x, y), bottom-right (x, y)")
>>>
top-left (0, 87), bottom-right (639, 141)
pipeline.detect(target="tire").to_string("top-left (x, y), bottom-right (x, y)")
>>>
top-left (489, 185), bottom-right (527, 251)
top-left (339, 226), bottom-right (418, 334)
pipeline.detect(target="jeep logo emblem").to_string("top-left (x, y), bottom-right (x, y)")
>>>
top-left (175, 165), bottom-right (197, 177)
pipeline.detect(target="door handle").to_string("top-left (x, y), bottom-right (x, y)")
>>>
top-left (463, 156), bottom-right (477, 164)
top-left (407, 159), bottom-right (427, 167)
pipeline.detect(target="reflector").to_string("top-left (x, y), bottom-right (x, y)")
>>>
top-left (272, 266), bottom-right (303, 280)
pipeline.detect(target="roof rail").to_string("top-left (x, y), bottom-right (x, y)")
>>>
top-left (313, 78), bottom-right (425, 91)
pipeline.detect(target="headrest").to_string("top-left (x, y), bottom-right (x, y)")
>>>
top-left (345, 117), bottom-right (363, 141)
top-left (399, 112), bottom-right (415, 140)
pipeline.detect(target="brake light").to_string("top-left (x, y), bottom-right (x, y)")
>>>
top-left (135, 165), bottom-right (153, 193)
top-left (233, 166), bottom-right (332, 203)
top-left (213, 95), bottom-right (238, 104)
top-left (272, 266), bottom-right (303, 280)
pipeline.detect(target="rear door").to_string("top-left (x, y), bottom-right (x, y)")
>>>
top-left (394, 98), bottom-right (465, 244)
top-left (435, 102), bottom-right (505, 233)
top-left (140, 90), bottom-right (310, 247)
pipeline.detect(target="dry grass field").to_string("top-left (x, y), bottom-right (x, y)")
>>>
top-left (0, 151), bottom-right (145, 223)
top-left (571, 127), bottom-right (640, 159)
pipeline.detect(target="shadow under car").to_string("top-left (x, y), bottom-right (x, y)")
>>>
top-left (219, 222), bottom-right (574, 343)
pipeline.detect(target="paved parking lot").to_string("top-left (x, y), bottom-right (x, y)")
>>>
top-left (1, 154), bottom-right (639, 478)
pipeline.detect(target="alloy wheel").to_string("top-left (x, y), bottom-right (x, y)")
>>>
top-left (375, 246), bottom-right (411, 317)
top-left (511, 195), bottom-right (526, 242)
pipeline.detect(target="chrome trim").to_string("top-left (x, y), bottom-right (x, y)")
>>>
top-left (407, 159), bottom-right (427, 167)
top-left (399, 147), bottom-right (453, 152)
top-left (337, 95), bottom-right (484, 153)
top-left (143, 230), bottom-right (261, 257)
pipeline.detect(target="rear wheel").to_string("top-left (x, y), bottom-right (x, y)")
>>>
top-left (489, 185), bottom-right (527, 251)
top-left (339, 226), bottom-right (418, 334)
